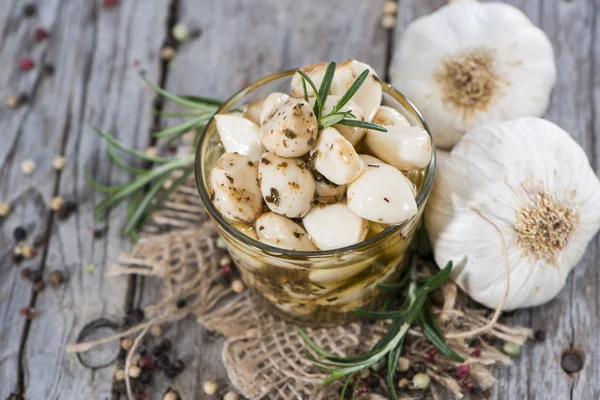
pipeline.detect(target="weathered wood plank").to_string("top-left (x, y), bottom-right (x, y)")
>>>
top-left (393, 1), bottom-right (598, 399)
top-left (0, 0), bottom-right (169, 399)
top-left (142, 0), bottom-right (390, 398)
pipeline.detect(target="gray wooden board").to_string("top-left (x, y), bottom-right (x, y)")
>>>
top-left (0, 0), bottom-right (598, 399)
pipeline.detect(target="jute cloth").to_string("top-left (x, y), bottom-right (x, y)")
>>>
top-left (70, 177), bottom-right (532, 399)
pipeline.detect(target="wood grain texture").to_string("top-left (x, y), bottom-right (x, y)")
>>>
top-left (0, 0), bottom-right (169, 399)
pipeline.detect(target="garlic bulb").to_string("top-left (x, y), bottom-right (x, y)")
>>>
top-left (425, 117), bottom-right (600, 310)
top-left (390, 1), bottom-right (556, 149)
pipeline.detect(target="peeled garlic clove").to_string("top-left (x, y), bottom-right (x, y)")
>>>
top-left (315, 179), bottom-right (345, 204)
top-left (260, 98), bottom-right (318, 158)
top-left (365, 126), bottom-right (432, 170)
top-left (331, 59), bottom-right (383, 122)
top-left (209, 153), bottom-right (262, 223)
top-left (303, 203), bottom-right (369, 250)
top-left (360, 154), bottom-right (417, 196)
top-left (347, 162), bottom-right (417, 224)
top-left (259, 92), bottom-right (290, 125)
top-left (321, 95), bottom-right (367, 146)
top-left (311, 127), bottom-right (364, 185)
top-left (254, 212), bottom-right (317, 251)
top-left (214, 115), bottom-right (264, 162)
top-left (308, 257), bottom-right (373, 284)
top-left (372, 105), bottom-right (410, 127)
top-left (258, 151), bottom-right (315, 218)
top-left (290, 62), bottom-right (329, 98)
top-left (242, 100), bottom-right (263, 126)
top-left (232, 223), bottom-right (258, 240)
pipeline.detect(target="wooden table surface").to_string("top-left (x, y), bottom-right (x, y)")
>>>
top-left (0, 0), bottom-right (598, 399)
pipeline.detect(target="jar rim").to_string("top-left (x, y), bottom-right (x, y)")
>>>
top-left (194, 69), bottom-right (436, 259)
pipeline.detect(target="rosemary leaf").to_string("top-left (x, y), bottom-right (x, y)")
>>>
top-left (296, 70), bottom-right (322, 119)
top-left (107, 143), bottom-right (147, 175)
top-left (336, 119), bottom-right (388, 132)
top-left (180, 95), bottom-right (224, 107)
top-left (152, 110), bottom-right (200, 118)
top-left (419, 317), bottom-right (464, 362)
top-left (145, 167), bottom-right (194, 216)
top-left (351, 307), bottom-right (407, 321)
top-left (121, 174), bottom-right (169, 237)
top-left (297, 328), bottom-right (336, 359)
top-left (92, 127), bottom-right (172, 163)
top-left (340, 373), bottom-right (354, 400)
top-left (141, 73), bottom-right (216, 111)
top-left (331, 69), bottom-right (369, 113)
top-left (318, 61), bottom-right (336, 107)
top-left (319, 112), bottom-right (347, 129)
top-left (302, 78), bottom-right (309, 102)
top-left (153, 115), bottom-right (208, 138)
top-left (84, 166), bottom-right (127, 193)
top-left (387, 336), bottom-right (405, 400)
top-left (351, 369), bottom-right (364, 400)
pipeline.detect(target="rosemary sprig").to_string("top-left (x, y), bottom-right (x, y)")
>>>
top-left (84, 75), bottom-right (219, 238)
top-left (296, 61), bottom-right (388, 133)
top-left (299, 260), bottom-right (462, 399)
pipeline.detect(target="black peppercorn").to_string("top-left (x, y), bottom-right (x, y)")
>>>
top-left (23, 3), bottom-right (37, 17)
top-left (43, 64), bottom-right (55, 76)
top-left (117, 348), bottom-right (127, 361)
top-left (16, 94), bottom-right (29, 106)
top-left (468, 337), bottom-right (481, 347)
top-left (13, 227), bottom-right (27, 241)
top-left (126, 308), bottom-right (145, 325)
top-left (138, 344), bottom-right (148, 356)
top-left (160, 338), bottom-right (172, 351)
top-left (29, 269), bottom-right (43, 283)
top-left (176, 299), bottom-right (186, 309)
top-left (366, 373), bottom-right (379, 387)
top-left (139, 369), bottom-right (153, 384)
top-left (12, 253), bottom-right (24, 264)
top-left (534, 330), bottom-right (546, 342)
top-left (163, 365), bottom-right (178, 378)
top-left (57, 200), bottom-right (77, 220)
top-left (93, 227), bottom-right (106, 239)
top-left (404, 368), bottom-right (415, 380)
top-left (561, 350), bottom-right (584, 374)
top-left (172, 359), bottom-right (185, 373)
top-left (412, 361), bottom-right (427, 373)
top-left (8, 393), bottom-right (25, 400)
top-left (156, 353), bottom-right (170, 367)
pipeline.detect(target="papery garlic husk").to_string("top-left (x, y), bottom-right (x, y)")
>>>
top-left (390, 1), bottom-right (556, 149)
top-left (425, 117), bottom-right (600, 310)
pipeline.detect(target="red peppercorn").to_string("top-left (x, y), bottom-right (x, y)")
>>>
top-left (139, 355), bottom-right (156, 370)
top-left (102, 0), bottom-right (119, 7)
top-left (423, 348), bottom-right (439, 362)
top-left (19, 58), bottom-right (34, 71)
top-left (166, 145), bottom-right (177, 154)
top-left (34, 28), bottom-right (48, 41)
top-left (132, 60), bottom-right (140, 68)
top-left (456, 364), bottom-right (471, 379)
top-left (354, 380), bottom-right (368, 397)
top-left (135, 390), bottom-right (150, 400)
top-left (471, 345), bottom-right (481, 357)
top-left (222, 264), bottom-right (232, 275)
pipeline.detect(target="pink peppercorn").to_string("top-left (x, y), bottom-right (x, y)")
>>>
top-left (19, 58), bottom-right (34, 71)
top-left (139, 355), bottom-right (156, 370)
top-left (423, 348), bottom-right (439, 362)
top-left (471, 345), bottom-right (481, 357)
top-left (34, 28), bottom-right (48, 41)
top-left (166, 145), bottom-right (177, 154)
top-left (222, 264), bottom-right (232, 275)
top-left (456, 364), bottom-right (471, 379)
top-left (103, 0), bottom-right (119, 7)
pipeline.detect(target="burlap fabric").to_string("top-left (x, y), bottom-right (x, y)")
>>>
top-left (68, 176), bottom-right (532, 399)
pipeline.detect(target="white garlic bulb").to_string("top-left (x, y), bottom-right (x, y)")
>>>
top-left (425, 117), bottom-right (600, 310)
top-left (390, 2), bottom-right (556, 149)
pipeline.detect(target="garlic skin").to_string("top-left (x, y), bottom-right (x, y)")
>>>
top-left (390, 2), bottom-right (556, 149)
top-left (311, 127), bottom-right (364, 185)
top-left (258, 151), bottom-right (315, 218)
top-left (365, 126), bottom-right (432, 170)
top-left (303, 203), bottom-right (369, 250)
top-left (260, 98), bottom-right (318, 158)
top-left (425, 117), bottom-right (600, 310)
top-left (209, 153), bottom-right (263, 224)
top-left (214, 115), bottom-right (264, 162)
top-left (331, 60), bottom-right (382, 122)
top-left (255, 212), bottom-right (317, 251)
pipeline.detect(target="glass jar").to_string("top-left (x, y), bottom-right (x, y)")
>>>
top-left (195, 70), bottom-right (435, 326)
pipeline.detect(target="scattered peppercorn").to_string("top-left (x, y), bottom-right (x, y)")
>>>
top-left (561, 350), bottom-right (584, 374)
top-left (139, 355), bottom-right (156, 370)
top-left (396, 356), bottom-right (410, 372)
top-left (176, 299), bottom-right (186, 309)
top-left (534, 329), bottom-right (546, 342)
top-left (20, 268), bottom-right (31, 279)
top-left (366, 372), bottom-right (379, 387)
top-left (223, 392), bottom-right (239, 400)
top-left (189, 28), bottom-right (202, 40)
top-left (411, 373), bottom-right (430, 390)
top-left (48, 270), bottom-right (65, 287)
top-left (19, 58), bottom-right (35, 71)
top-left (128, 365), bottom-right (142, 378)
top-left (121, 337), bottom-right (134, 350)
top-left (22, 245), bottom-right (36, 259)
top-left (102, 0), bottom-right (119, 8)
top-left (12, 250), bottom-right (24, 264)
top-left (92, 227), bottom-right (106, 239)
top-left (135, 390), bottom-right (151, 400)
top-left (52, 155), bottom-right (66, 170)
top-left (33, 281), bottom-right (45, 293)
top-left (7, 393), bottom-right (25, 400)
top-left (115, 368), bottom-right (126, 381)
top-left (423, 347), bottom-right (439, 362)
top-left (162, 391), bottom-right (178, 400)
top-left (22, 159), bottom-right (36, 175)
top-left (502, 342), bottom-right (522, 357)
top-left (231, 279), bottom-right (245, 294)
top-left (6, 95), bottom-right (18, 108)
top-left (43, 63), bottom-right (55, 76)
top-left (34, 28), bottom-right (49, 41)
top-left (128, 308), bottom-right (145, 324)
top-left (471, 345), bottom-right (482, 357)
top-left (172, 359), bottom-right (185, 373)
top-left (156, 353), bottom-right (170, 368)
top-left (0, 202), bottom-right (11, 217)
top-left (150, 325), bottom-right (162, 337)
top-left (381, 14), bottom-right (396, 29)
top-left (29, 269), bottom-right (43, 283)
top-left (160, 46), bottom-right (175, 61)
top-left (19, 307), bottom-right (39, 319)
top-left (139, 369), bottom-right (153, 384)
top-left (163, 364), bottom-right (178, 378)
top-left (383, 0), bottom-right (398, 15)
top-left (57, 200), bottom-right (77, 220)
top-left (13, 227), bottom-right (27, 241)
top-left (145, 146), bottom-right (159, 158)
top-left (172, 24), bottom-right (190, 42)
top-left (203, 381), bottom-right (218, 395)
top-left (456, 364), bottom-right (471, 379)
top-left (23, 3), bottom-right (37, 17)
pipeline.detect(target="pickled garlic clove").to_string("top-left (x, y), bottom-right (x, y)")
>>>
top-left (310, 127), bottom-right (364, 185)
top-left (290, 62), bottom-right (329, 98)
top-left (347, 161), bottom-right (417, 224)
top-left (321, 95), bottom-right (367, 146)
top-left (209, 153), bottom-right (263, 223)
top-left (360, 154), bottom-right (417, 196)
top-left (258, 151), bottom-right (316, 218)
top-left (331, 59), bottom-right (382, 122)
top-left (303, 203), bottom-right (369, 250)
top-left (231, 223), bottom-right (258, 240)
top-left (254, 212), bottom-right (318, 251)
top-left (372, 105), bottom-right (411, 127)
top-left (259, 92), bottom-right (290, 125)
top-left (214, 115), bottom-right (264, 162)
top-left (308, 257), bottom-right (373, 284)
top-left (365, 125), bottom-right (432, 170)
top-left (315, 179), bottom-right (345, 204)
top-left (260, 98), bottom-right (318, 158)
top-left (242, 100), bottom-right (263, 125)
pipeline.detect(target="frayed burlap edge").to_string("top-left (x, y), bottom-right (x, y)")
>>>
top-left (67, 176), bottom-right (532, 400)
